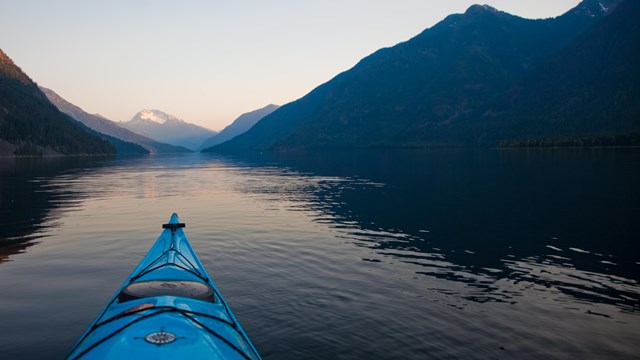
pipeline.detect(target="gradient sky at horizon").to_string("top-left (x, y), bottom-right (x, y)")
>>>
top-left (1, 1), bottom-right (581, 131)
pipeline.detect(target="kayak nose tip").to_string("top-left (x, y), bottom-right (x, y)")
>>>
top-left (163, 213), bottom-right (185, 231)
top-left (169, 213), bottom-right (179, 224)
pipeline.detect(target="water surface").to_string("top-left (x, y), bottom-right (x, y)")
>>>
top-left (1, 149), bottom-right (639, 359)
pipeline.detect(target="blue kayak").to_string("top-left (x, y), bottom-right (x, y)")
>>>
top-left (67, 214), bottom-right (261, 360)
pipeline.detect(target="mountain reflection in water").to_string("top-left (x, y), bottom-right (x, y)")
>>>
top-left (0, 149), bottom-right (638, 359)
top-left (223, 150), bottom-right (640, 313)
top-left (0, 156), bottom-right (114, 263)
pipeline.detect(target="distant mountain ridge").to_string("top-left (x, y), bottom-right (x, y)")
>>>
top-left (211, 0), bottom-right (631, 151)
top-left (121, 110), bottom-right (216, 151)
top-left (0, 49), bottom-right (114, 156)
top-left (41, 87), bottom-right (191, 154)
top-left (487, 0), bottom-right (640, 142)
top-left (200, 104), bottom-right (279, 151)
top-left (569, 0), bottom-right (621, 16)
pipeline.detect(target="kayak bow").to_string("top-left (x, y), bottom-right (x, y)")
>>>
top-left (67, 213), bottom-right (261, 360)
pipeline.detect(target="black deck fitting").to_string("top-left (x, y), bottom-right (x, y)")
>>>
top-left (162, 223), bottom-right (186, 231)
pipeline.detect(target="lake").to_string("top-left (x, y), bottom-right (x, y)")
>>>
top-left (1, 149), bottom-right (639, 359)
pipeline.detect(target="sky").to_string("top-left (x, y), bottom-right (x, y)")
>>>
top-left (0, 1), bottom-right (581, 131)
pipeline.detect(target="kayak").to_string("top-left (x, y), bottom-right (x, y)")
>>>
top-left (66, 213), bottom-right (261, 360)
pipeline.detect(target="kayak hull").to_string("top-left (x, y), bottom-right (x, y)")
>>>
top-left (67, 214), bottom-right (261, 360)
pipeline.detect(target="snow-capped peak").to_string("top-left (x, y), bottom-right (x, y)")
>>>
top-left (139, 109), bottom-right (165, 123)
top-left (134, 109), bottom-right (183, 124)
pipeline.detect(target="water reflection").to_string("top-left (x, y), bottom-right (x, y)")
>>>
top-left (1, 150), bottom-right (638, 359)
top-left (3, 150), bottom-right (639, 311)
top-left (0, 156), bottom-right (113, 263)
top-left (206, 149), bottom-right (640, 316)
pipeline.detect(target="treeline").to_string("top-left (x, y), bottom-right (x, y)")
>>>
top-left (499, 134), bottom-right (640, 148)
top-left (67, 115), bottom-right (149, 155)
top-left (1, 50), bottom-right (115, 156)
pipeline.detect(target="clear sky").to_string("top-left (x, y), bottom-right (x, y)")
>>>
top-left (0, 1), bottom-right (580, 131)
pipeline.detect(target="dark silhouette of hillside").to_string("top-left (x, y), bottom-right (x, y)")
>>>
top-left (211, 0), bottom-right (631, 151)
top-left (0, 50), bottom-right (114, 156)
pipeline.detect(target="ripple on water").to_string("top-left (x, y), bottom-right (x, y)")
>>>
top-left (1, 151), bottom-right (640, 359)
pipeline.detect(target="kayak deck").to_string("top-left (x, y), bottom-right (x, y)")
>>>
top-left (67, 214), bottom-right (261, 360)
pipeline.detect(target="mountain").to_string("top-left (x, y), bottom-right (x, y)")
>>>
top-left (41, 87), bottom-right (191, 154)
top-left (488, 0), bottom-right (640, 143)
top-left (210, 0), bottom-right (625, 151)
top-left (0, 49), bottom-right (114, 156)
top-left (40, 87), bottom-right (147, 155)
top-left (65, 116), bottom-right (149, 155)
top-left (120, 110), bottom-right (216, 151)
top-left (200, 104), bottom-right (279, 151)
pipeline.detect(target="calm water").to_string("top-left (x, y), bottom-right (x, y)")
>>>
top-left (0, 149), bottom-right (639, 359)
